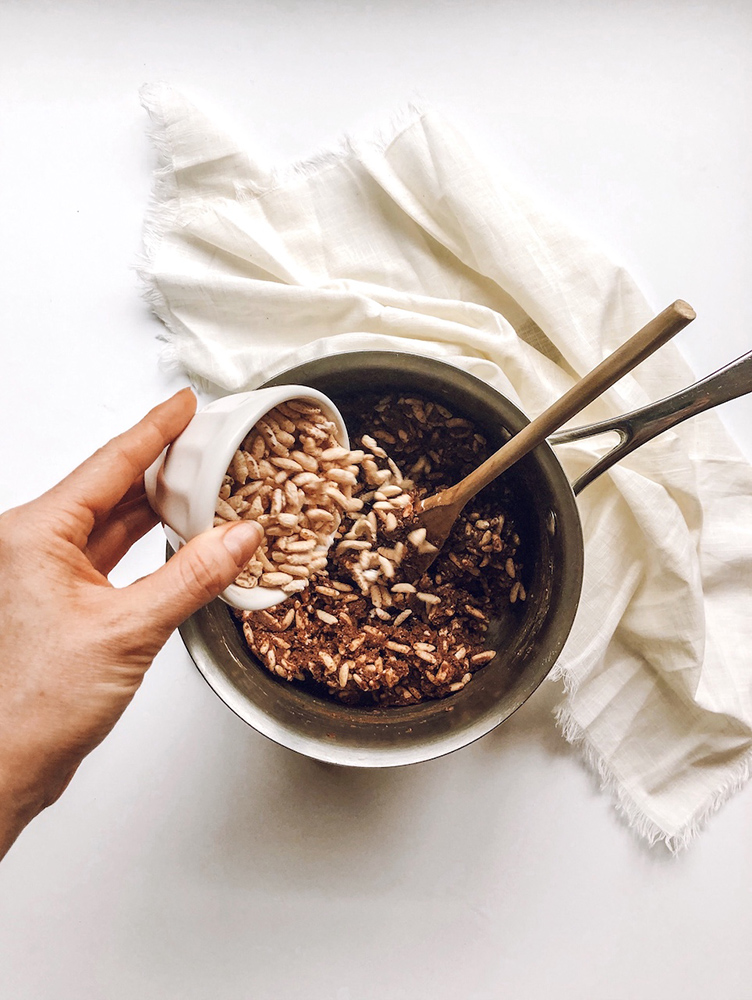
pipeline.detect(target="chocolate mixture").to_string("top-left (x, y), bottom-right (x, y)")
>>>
top-left (236, 393), bottom-right (526, 706)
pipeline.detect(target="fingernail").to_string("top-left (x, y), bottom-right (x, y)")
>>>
top-left (223, 521), bottom-right (264, 563)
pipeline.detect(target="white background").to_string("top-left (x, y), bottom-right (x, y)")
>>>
top-left (1, 2), bottom-right (751, 998)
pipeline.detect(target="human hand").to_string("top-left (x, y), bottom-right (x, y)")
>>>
top-left (0, 389), bottom-right (263, 858)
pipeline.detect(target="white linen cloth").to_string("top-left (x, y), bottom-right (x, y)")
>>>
top-left (139, 84), bottom-right (752, 851)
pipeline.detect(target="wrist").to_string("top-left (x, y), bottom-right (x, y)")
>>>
top-left (0, 772), bottom-right (39, 860)
top-left (0, 749), bottom-right (73, 860)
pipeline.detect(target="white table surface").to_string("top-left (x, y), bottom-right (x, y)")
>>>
top-left (1, 3), bottom-right (751, 998)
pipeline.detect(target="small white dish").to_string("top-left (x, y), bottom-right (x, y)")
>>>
top-left (145, 386), bottom-right (349, 611)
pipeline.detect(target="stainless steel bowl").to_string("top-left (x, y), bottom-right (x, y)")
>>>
top-left (176, 346), bottom-right (752, 766)
top-left (176, 352), bottom-right (584, 766)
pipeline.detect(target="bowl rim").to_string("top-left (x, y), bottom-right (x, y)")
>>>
top-left (176, 351), bottom-right (585, 767)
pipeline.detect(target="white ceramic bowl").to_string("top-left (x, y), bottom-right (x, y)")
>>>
top-left (144, 386), bottom-right (349, 611)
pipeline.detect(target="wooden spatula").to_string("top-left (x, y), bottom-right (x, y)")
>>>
top-left (404, 300), bottom-right (696, 580)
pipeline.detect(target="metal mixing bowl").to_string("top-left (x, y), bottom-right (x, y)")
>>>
top-left (176, 352), bottom-right (585, 766)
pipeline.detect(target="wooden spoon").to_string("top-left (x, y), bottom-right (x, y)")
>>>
top-left (405, 300), bottom-right (696, 580)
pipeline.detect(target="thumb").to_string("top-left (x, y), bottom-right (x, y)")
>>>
top-left (125, 520), bottom-right (264, 642)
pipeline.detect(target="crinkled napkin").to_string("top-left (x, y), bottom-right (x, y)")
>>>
top-left (139, 83), bottom-right (752, 851)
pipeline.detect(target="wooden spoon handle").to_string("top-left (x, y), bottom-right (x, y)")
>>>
top-left (432, 300), bottom-right (696, 508)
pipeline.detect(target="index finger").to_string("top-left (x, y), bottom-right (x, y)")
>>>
top-left (47, 388), bottom-right (197, 519)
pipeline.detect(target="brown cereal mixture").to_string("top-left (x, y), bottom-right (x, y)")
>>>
top-left (236, 393), bottom-right (526, 707)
